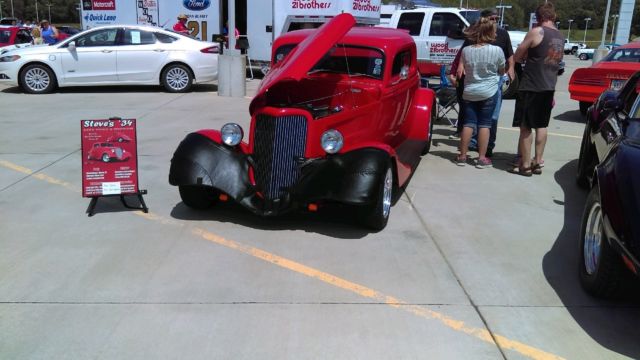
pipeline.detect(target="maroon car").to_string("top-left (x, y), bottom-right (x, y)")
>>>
top-left (169, 14), bottom-right (436, 230)
top-left (88, 142), bottom-right (131, 163)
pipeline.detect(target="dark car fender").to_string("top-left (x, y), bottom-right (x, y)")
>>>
top-left (596, 139), bottom-right (640, 268)
top-left (294, 147), bottom-right (392, 206)
top-left (168, 131), bottom-right (257, 203)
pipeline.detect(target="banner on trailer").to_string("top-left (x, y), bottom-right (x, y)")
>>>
top-left (81, 118), bottom-right (139, 197)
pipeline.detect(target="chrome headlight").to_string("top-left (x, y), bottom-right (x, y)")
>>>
top-left (0, 55), bottom-right (21, 62)
top-left (221, 123), bottom-right (243, 146)
top-left (321, 129), bottom-right (343, 154)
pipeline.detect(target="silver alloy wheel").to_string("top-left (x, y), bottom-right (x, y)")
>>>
top-left (382, 167), bottom-right (392, 218)
top-left (102, 153), bottom-right (110, 163)
top-left (24, 67), bottom-right (50, 92)
top-left (165, 67), bottom-right (189, 91)
top-left (583, 200), bottom-right (603, 275)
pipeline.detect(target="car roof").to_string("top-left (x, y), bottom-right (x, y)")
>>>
top-left (616, 42), bottom-right (640, 50)
top-left (275, 26), bottom-right (415, 54)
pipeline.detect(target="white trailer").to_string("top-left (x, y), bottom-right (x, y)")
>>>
top-left (247, 0), bottom-right (381, 65)
top-left (80, 0), bottom-right (381, 65)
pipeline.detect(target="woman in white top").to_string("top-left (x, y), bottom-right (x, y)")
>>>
top-left (455, 18), bottom-right (505, 169)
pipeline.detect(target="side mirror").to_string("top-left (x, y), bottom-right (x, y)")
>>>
top-left (603, 98), bottom-right (623, 111)
top-left (67, 41), bottom-right (76, 51)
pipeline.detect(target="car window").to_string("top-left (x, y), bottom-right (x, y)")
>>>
top-left (429, 13), bottom-right (465, 37)
top-left (310, 45), bottom-right (385, 79)
top-left (155, 32), bottom-right (178, 43)
top-left (123, 29), bottom-right (156, 45)
top-left (392, 50), bottom-right (411, 76)
top-left (459, 10), bottom-right (479, 25)
top-left (0, 30), bottom-right (11, 43)
top-left (397, 13), bottom-right (424, 36)
top-left (604, 48), bottom-right (640, 62)
top-left (75, 28), bottom-right (118, 47)
top-left (15, 30), bottom-right (31, 44)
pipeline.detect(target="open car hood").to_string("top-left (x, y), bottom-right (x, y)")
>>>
top-left (249, 13), bottom-right (356, 115)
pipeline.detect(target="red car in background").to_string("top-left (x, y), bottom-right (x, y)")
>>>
top-left (169, 13), bottom-right (435, 231)
top-left (0, 26), bottom-right (32, 48)
top-left (569, 42), bottom-right (640, 115)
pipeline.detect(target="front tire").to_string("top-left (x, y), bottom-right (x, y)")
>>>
top-left (101, 153), bottom-right (110, 163)
top-left (162, 64), bottom-right (193, 93)
top-left (359, 161), bottom-right (393, 231)
top-left (179, 185), bottom-right (219, 210)
top-left (20, 64), bottom-right (57, 94)
top-left (579, 186), bottom-right (625, 298)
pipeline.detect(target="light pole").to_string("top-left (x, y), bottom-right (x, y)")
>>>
top-left (610, 14), bottom-right (619, 43)
top-left (45, 2), bottom-right (52, 22)
top-left (583, 17), bottom-right (591, 45)
top-left (496, 5), bottom-right (512, 28)
top-left (0, 1), bottom-right (3, 19)
top-left (35, 0), bottom-right (39, 22)
top-left (568, 19), bottom-right (574, 41)
top-left (10, 0), bottom-right (13, 17)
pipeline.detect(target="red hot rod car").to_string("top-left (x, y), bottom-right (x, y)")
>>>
top-left (169, 13), bottom-right (436, 230)
top-left (88, 142), bottom-right (131, 163)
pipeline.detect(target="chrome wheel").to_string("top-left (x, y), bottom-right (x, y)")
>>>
top-left (101, 153), bottom-right (110, 163)
top-left (583, 201), bottom-right (603, 275)
top-left (24, 67), bottom-right (50, 92)
top-left (165, 66), bottom-right (190, 91)
top-left (382, 167), bottom-right (392, 219)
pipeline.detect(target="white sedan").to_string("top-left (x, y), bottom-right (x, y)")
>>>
top-left (0, 25), bottom-right (219, 93)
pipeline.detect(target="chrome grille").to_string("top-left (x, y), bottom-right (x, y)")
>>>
top-left (253, 114), bottom-right (307, 199)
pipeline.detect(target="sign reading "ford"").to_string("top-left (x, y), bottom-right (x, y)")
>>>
top-left (183, 0), bottom-right (210, 11)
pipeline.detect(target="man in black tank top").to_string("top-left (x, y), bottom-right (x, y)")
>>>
top-left (510, 3), bottom-right (564, 176)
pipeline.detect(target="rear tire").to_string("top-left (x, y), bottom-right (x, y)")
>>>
top-left (579, 53), bottom-right (588, 61)
top-left (20, 64), bottom-right (57, 94)
top-left (162, 64), bottom-right (193, 93)
top-left (359, 161), bottom-right (393, 231)
top-left (579, 186), bottom-right (626, 298)
top-left (579, 101), bottom-right (591, 116)
top-left (179, 185), bottom-right (219, 210)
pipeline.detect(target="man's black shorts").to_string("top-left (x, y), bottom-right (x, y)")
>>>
top-left (512, 90), bottom-right (555, 129)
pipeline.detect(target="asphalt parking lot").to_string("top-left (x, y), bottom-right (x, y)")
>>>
top-left (1, 56), bottom-right (640, 360)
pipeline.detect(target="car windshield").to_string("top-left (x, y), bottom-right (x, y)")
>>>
top-left (603, 47), bottom-right (640, 62)
top-left (309, 45), bottom-right (385, 79)
top-left (459, 10), bottom-right (480, 25)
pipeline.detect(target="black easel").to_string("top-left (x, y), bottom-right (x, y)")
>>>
top-left (86, 190), bottom-right (149, 217)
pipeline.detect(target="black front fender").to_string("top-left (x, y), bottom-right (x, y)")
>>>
top-left (169, 132), bottom-right (253, 200)
top-left (294, 148), bottom-right (391, 205)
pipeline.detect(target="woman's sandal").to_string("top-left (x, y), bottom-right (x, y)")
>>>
top-left (508, 166), bottom-right (533, 177)
top-left (531, 163), bottom-right (543, 175)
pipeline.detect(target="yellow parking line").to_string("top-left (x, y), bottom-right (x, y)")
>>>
top-left (0, 159), bottom-right (565, 360)
top-left (498, 126), bottom-right (582, 139)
